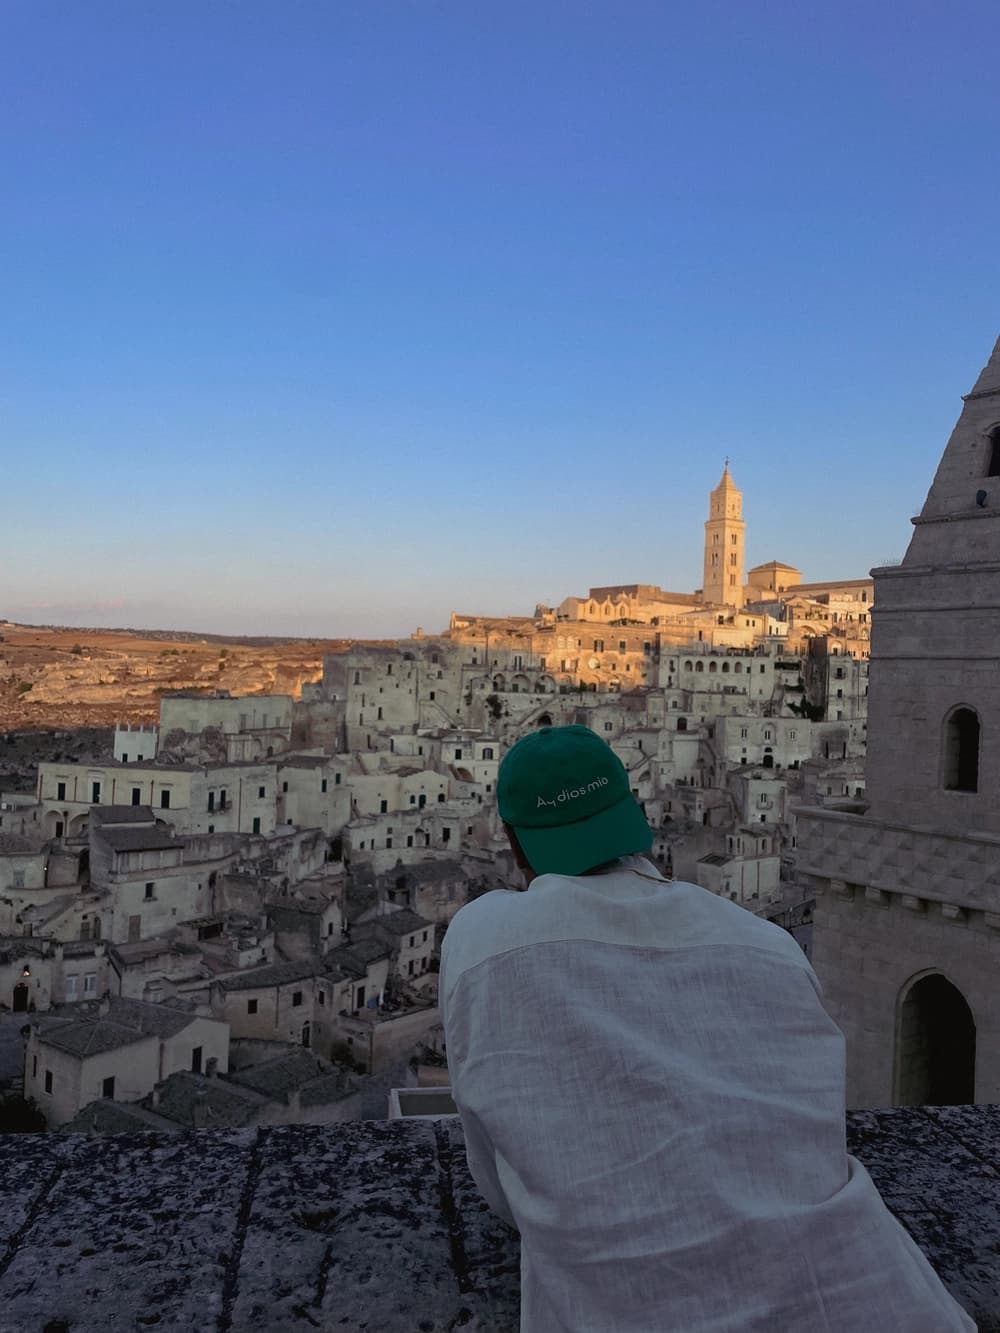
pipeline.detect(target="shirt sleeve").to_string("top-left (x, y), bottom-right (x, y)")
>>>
top-left (441, 946), bottom-right (517, 1231)
top-left (455, 1101), bottom-right (517, 1231)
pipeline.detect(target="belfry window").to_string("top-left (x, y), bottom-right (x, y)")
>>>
top-left (987, 428), bottom-right (1000, 478)
top-left (943, 706), bottom-right (980, 792)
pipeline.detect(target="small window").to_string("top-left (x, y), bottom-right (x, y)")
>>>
top-left (258, 785), bottom-right (266, 799)
top-left (318, 989), bottom-right (325, 1005)
top-left (160, 790), bottom-right (171, 809)
top-left (380, 799), bottom-right (388, 813)
top-left (321, 779), bottom-right (328, 792)
top-left (988, 428), bottom-right (1000, 477)
top-left (292, 991), bottom-right (303, 1007)
top-left (57, 781), bottom-right (67, 800)
top-left (248, 999), bottom-right (258, 1014)
top-left (943, 706), bottom-right (980, 792)
top-left (191, 1046), bottom-right (202, 1074)
top-left (335, 773), bottom-right (341, 785)
top-left (91, 781), bottom-right (101, 804)
top-left (44, 1070), bottom-right (52, 1094)
top-left (145, 882), bottom-right (154, 900)
top-left (84, 974), bottom-right (96, 996)
top-left (282, 781), bottom-right (288, 793)
top-left (252, 816), bottom-right (261, 834)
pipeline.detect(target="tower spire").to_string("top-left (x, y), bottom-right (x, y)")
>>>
top-left (702, 467), bottom-right (746, 608)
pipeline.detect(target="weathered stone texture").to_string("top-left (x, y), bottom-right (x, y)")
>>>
top-left (0, 1113), bottom-right (995, 1330)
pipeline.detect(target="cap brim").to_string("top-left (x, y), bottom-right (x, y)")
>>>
top-left (514, 795), bottom-right (652, 878)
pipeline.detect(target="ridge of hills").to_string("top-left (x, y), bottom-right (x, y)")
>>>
top-left (0, 621), bottom-right (357, 734)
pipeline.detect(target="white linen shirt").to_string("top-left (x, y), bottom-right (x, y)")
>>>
top-left (440, 857), bottom-right (975, 1333)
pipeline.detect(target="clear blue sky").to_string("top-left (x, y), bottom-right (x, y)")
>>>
top-left (3, 0), bottom-right (999, 637)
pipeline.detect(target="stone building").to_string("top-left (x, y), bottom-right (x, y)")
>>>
top-left (24, 995), bottom-right (229, 1127)
top-left (798, 335), bottom-right (1000, 1108)
top-left (702, 465), bottom-right (746, 608)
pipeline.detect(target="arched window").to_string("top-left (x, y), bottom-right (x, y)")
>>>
top-left (896, 972), bottom-right (975, 1105)
top-left (734, 662), bottom-right (743, 674)
top-left (987, 426), bottom-right (1000, 478)
top-left (683, 661), bottom-right (692, 672)
top-left (721, 662), bottom-right (730, 673)
top-left (708, 661), bottom-right (717, 674)
top-left (677, 717), bottom-right (687, 731)
top-left (943, 706), bottom-right (980, 792)
top-left (695, 661), bottom-right (704, 673)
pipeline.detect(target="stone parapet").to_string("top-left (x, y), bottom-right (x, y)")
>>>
top-left (797, 805), bottom-right (1000, 914)
top-left (0, 1110), bottom-right (997, 1330)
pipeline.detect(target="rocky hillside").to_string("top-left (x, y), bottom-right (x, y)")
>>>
top-left (0, 622), bottom-right (350, 732)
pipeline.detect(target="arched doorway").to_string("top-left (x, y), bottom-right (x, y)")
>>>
top-left (12, 982), bottom-right (29, 1013)
top-left (896, 972), bottom-right (976, 1105)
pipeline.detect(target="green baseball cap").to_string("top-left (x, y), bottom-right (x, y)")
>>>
top-left (497, 724), bottom-right (652, 876)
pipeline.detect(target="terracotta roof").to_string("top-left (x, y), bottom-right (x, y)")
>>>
top-left (216, 960), bottom-right (315, 993)
top-left (229, 1049), bottom-right (354, 1104)
top-left (98, 825), bottom-right (178, 853)
top-left (91, 806), bottom-right (156, 825)
top-left (359, 909), bottom-right (433, 937)
top-left (147, 1071), bottom-right (268, 1128)
top-left (36, 997), bottom-right (200, 1057)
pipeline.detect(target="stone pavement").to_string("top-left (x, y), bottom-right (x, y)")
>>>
top-left (0, 1106), bottom-right (997, 1331)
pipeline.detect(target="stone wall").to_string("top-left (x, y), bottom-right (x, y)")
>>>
top-left (800, 805), bottom-right (1000, 1107)
top-left (0, 1107), bottom-right (997, 1330)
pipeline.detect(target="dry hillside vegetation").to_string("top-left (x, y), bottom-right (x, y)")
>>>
top-left (0, 623), bottom-right (350, 731)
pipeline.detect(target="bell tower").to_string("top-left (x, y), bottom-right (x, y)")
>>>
top-left (702, 464), bottom-right (745, 608)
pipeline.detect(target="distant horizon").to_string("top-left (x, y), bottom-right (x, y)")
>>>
top-left (3, 537), bottom-right (878, 643)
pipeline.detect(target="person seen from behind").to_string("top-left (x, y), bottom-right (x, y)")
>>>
top-left (440, 724), bottom-right (976, 1332)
